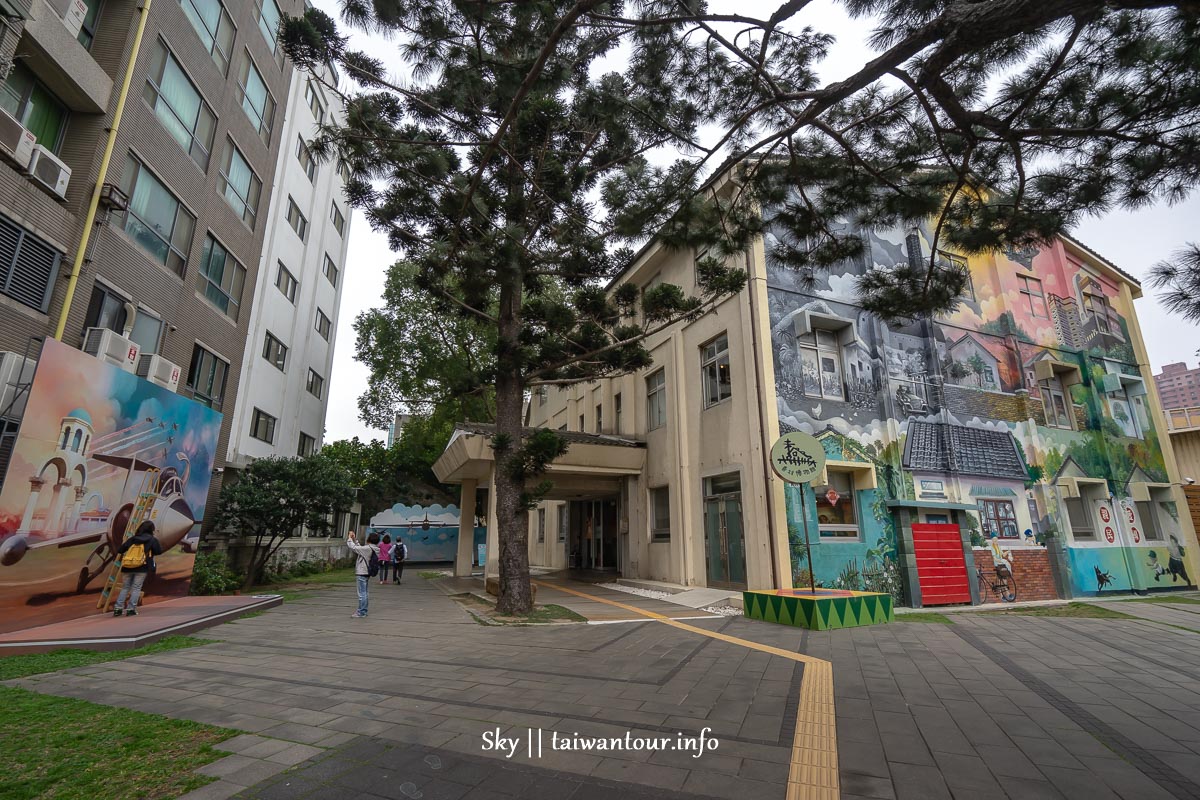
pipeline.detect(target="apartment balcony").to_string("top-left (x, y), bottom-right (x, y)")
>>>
top-left (1167, 407), bottom-right (1200, 432)
top-left (18, 0), bottom-right (113, 113)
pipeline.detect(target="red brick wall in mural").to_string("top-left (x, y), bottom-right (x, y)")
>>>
top-left (972, 548), bottom-right (1059, 602)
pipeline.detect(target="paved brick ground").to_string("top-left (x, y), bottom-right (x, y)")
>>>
top-left (7, 575), bottom-right (1200, 799)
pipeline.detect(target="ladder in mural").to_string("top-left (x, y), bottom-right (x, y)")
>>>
top-left (96, 468), bottom-right (160, 612)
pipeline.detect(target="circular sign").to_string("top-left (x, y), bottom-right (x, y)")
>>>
top-left (1126, 505), bottom-right (1135, 524)
top-left (770, 432), bottom-right (826, 485)
top-left (1104, 526), bottom-right (1115, 543)
top-left (1132, 526), bottom-right (1141, 543)
top-left (1099, 506), bottom-right (1111, 524)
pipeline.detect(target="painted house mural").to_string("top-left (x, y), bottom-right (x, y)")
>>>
top-left (765, 207), bottom-right (1188, 601)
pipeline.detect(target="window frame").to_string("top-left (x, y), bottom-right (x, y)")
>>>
top-left (315, 308), bottom-right (331, 340)
top-left (306, 368), bottom-right (324, 399)
top-left (234, 50), bottom-right (276, 141)
top-left (1018, 274), bottom-right (1049, 319)
top-left (143, 39), bottom-right (217, 170)
top-left (816, 471), bottom-right (860, 541)
top-left (1065, 493), bottom-right (1097, 541)
top-left (977, 498), bottom-right (1020, 540)
top-left (296, 135), bottom-right (317, 182)
top-left (1, 62), bottom-right (69, 154)
top-left (119, 155), bottom-right (195, 276)
top-left (254, 0), bottom-right (283, 62)
top-left (179, 0), bottom-right (236, 75)
top-left (83, 281), bottom-right (130, 339)
top-left (537, 508), bottom-right (545, 543)
top-left (262, 331), bottom-right (287, 372)
top-left (286, 196), bottom-right (308, 241)
top-left (322, 253), bottom-right (339, 287)
top-left (797, 329), bottom-right (844, 401)
top-left (275, 260), bottom-right (297, 303)
top-left (700, 333), bottom-right (733, 409)
top-left (77, 0), bottom-right (103, 50)
top-left (250, 407), bottom-right (277, 444)
top-left (305, 80), bottom-right (325, 124)
top-left (1040, 376), bottom-right (1074, 430)
top-left (218, 138), bottom-right (262, 229)
top-left (1085, 292), bottom-right (1113, 333)
top-left (298, 432), bottom-right (316, 457)
top-left (650, 486), bottom-right (671, 542)
top-left (646, 369), bottom-right (666, 430)
top-left (330, 202), bottom-right (345, 236)
top-left (186, 343), bottom-right (228, 410)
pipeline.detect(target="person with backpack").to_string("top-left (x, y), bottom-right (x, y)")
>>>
top-left (346, 530), bottom-right (380, 618)
top-left (392, 537), bottom-right (407, 584)
top-left (378, 534), bottom-right (392, 585)
top-left (113, 520), bottom-right (162, 617)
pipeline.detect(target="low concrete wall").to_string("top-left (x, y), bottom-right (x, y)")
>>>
top-left (228, 538), bottom-right (351, 573)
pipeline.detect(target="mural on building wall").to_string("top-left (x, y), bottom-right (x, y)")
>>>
top-left (0, 338), bottom-right (222, 634)
top-left (367, 503), bottom-right (485, 563)
top-left (765, 210), bottom-right (1188, 600)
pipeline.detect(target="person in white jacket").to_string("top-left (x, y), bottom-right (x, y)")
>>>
top-left (346, 531), bottom-right (380, 618)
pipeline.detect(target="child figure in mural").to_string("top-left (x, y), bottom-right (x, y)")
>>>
top-left (987, 532), bottom-right (1014, 580)
top-left (1168, 536), bottom-right (1191, 584)
top-left (1147, 550), bottom-right (1170, 582)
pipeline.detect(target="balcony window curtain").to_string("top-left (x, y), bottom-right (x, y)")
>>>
top-left (159, 55), bottom-right (200, 147)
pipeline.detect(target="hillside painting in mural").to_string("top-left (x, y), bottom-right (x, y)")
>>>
top-left (766, 208), bottom-right (1187, 599)
top-left (0, 338), bottom-right (222, 633)
top-left (368, 503), bottom-right (486, 563)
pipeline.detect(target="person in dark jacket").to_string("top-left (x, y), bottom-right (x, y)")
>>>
top-left (113, 521), bottom-right (162, 616)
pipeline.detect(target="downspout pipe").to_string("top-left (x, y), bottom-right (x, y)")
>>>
top-left (53, 0), bottom-right (154, 341)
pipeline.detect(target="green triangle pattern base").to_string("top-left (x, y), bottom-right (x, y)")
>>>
top-left (742, 591), bottom-right (894, 630)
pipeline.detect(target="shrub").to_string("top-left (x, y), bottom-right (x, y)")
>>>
top-left (190, 552), bottom-right (242, 595)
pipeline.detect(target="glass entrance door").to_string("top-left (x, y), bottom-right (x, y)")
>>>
top-left (703, 473), bottom-right (746, 589)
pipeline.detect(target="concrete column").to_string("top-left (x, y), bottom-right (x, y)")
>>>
top-left (1045, 533), bottom-right (1073, 599)
top-left (455, 478), bottom-right (478, 577)
top-left (485, 469), bottom-right (499, 580)
top-left (17, 478), bottom-right (45, 533)
top-left (894, 508), bottom-right (923, 608)
top-left (956, 509), bottom-right (982, 605)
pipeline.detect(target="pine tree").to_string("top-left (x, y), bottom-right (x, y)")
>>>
top-left (282, 1), bottom-right (1200, 613)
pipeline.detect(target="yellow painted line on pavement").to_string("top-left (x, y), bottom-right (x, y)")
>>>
top-left (533, 580), bottom-right (838, 800)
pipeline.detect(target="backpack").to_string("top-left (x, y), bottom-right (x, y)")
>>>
top-left (122, 541), bottom-right (148, 569)
top-left (397, 542), bottom-right (407, 561)
top-left (367, 548), bottom-right (380, 577)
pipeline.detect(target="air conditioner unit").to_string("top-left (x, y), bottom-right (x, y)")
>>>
top-left (27, 146), bottom-right (71, 200)
top-left (83, 328), bottom-right (140, 373)
top-left (136, 354), bottom-right (181, 393)
top-left (44, 0), bottom-right (87, 37)
top-left (0, 351), bottom-right (37, 418)
top-left (0, 107), bottom-right (35, 171)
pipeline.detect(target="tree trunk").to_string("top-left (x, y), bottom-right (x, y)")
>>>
top-left (494, 280), bottom-right (534, 616)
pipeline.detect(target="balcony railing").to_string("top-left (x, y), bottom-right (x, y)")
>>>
top-left (1167, 407), bottom-right (1200, 432)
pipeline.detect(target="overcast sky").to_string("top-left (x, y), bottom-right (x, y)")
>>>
top-left (318, 0), bottom-right (1200, 445)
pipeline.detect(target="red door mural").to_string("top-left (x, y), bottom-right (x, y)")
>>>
top-left (912, 523), bottom-right (971, 605)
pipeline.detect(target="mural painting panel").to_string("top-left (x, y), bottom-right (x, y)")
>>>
top-left (367, 503), bottom-right (485, 563)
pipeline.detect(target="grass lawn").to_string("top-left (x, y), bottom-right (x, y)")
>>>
top-left (983, 602), bottom-right (1138, 620)
top-left (896, 612), bottom-right (954, 624)
top-left (0, 686), bottom-right (233, 800)
top-left (0, 635), bottom-right (204, 682)
top-left (1127, 594), bottom-right (1200, 605)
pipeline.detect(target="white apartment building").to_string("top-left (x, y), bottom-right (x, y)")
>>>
top-left (227, 64), bottom-right (351, 466)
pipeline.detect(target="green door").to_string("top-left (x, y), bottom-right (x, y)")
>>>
top-left (703, 473), bottom-right (746, 589)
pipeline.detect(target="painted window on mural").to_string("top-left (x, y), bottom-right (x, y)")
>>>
top-left (978, 499), bottom-right (1019, 539)
top-left (651, 487), bottom-right (671, 542)
top-left (1064, 497), bottom-right (1095, 540)
top-left (798, 330), bottom-right (843, 400)
top-left (701, 334), bottom-right (732, 407)
top-left (817, 472), bottom-right (858, 540)
top-left (1110, 388), bottom-right (1142, 438)
top-left (1018, 275), bottom-right (1049, 319)
top-left (939, 251), bottom-right (973, 301)
top-left (1084, 292), bottom-right (1113, 333)
top-left (1040, 377), bottom-right (1073, 429)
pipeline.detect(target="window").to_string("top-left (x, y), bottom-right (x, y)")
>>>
top-left (186, 343), bottom-right (227, 409)
top-left (557, 507), bottom-right (567, 542)
top-left (614, 393), bottom-right (622, 434)
top-left (262, 331), bottom-right (287, 371)
top-left (144, 42), bottom-right (216, 169)
top-left (306, 368), bottom-right (324, 399)
top-left (1085, 292), bottom-right (1112, 333)
top-left (1065, 496), bottom-right (1095, 541)
top-left (1018, 275), bottom-right (1049, 319)
top-left (83, 283), bottom-right (130, 338)
top-left (651, 487), bottom-right (671, 542)
top-left (218, 140), bottom-right (262, 228)
top-left (286, 197), bottom-right (308, 240)
top-left (275, 261), bottom-right (297, 303)
top-left (646, 369), bottom-right (666, 430)
top-left (0, 213), bottom-right (60, 313)
top-left (579, 414), bottom-right (584, 431)
top-left (130, 310), bottom-right (163, 356)
top-left (235, 54), bottom-right (275, 140)
top-left (337, 158), bottom-right (351, 183)
top-left (322, 253), bottom-right (339, 286)
top-left (817, 471), bottom-right (859, 540)
top-left (77, 0), bottom-right (101, 49)
top-left (978, 499), bottom-right (1019, 539)
top-left (120, 156), bottom-right (195, 276)
top-left (537, 386), bottom-right (547, 407)
top-left (255, 0), bottom-right (282, 58)
top-left (1040, 377), bottom-right (1074, 429)
top-left (250, 408), bottom-right (276, 443)
top-left (0, 63), bottom-right (68, 153)
top-left (798, 329), bottom-right (843, 400)
top-left (197, 235), bottom-right (245, 319)
top-left (180, 0), bottom-right (235, 74)
top-left (305, 81), bottom-right (325, 124)
top-left (939, 251), bottom-right (973, 301)
top-left (298, 432), bottom-right (316, 457)
top-left (537, 508), bottom-right (545, 543)
top-left (331, 202), bottom-right (345, 236)
top-left (701, 334), bottom-right (732, 408)
top-left (297, 136), bottom-right (317, 182)
top-left (595, 403), bottom-right (602, 434)
top-left (315, 309), bottom-right (331, 340)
